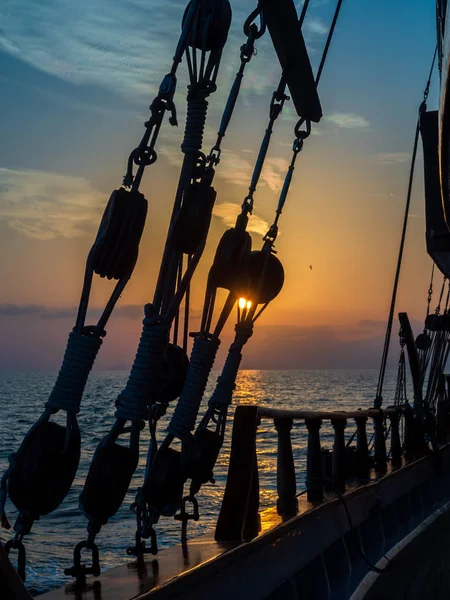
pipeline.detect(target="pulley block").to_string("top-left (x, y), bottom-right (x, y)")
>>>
top-left (183, 0), bottom-right (232, 52)
top-left (172, 180), bottom-right (217, 255)
top-left (189, 428), bottom-right (222, 488)
top-left (79, 439), bottom-right (139, 526)
top-left (241, 250), bottom-right (285, 304)
top-left (158, 343), bottom-right (190, 403)
top-left (91, 188), bottom-right (148, 280)
top-left (416, 332), bottom-right (432, 351)
top-left (8, 418), bottom-right (80, 519)
top-left (208, 227), bottom-right (252, 291)
top-left (144, 446), bottom-right (184, 517)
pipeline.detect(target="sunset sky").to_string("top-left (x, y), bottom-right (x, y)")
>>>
top-left (0, 0), bottom-right (441, 370)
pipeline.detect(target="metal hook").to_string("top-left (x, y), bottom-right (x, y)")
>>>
top-left (294, 117), bottom-right (312, 140)
top-left (243, 4), bottom-right (266, 39)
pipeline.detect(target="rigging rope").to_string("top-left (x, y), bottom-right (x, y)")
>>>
top-left (374, 46), bottom-right (437, 408)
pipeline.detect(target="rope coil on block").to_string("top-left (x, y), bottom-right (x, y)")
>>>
top-left (45, 331), bottom-right (103, 414)
top-left (209, 323), bottom-right (253, 406)
top-left (181, 93), bottom-right (209, 155)
top-left (115, 306), bottom-right (170, 422)
top-left (168, 336), bottom-right (220, 440)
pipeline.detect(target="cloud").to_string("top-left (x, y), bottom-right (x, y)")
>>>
top-left (303, 17), bottom-right (329, 37)
top-left (0, 0), bottom-right (331, 107)
top-left (162, 144), bottom-right (289, 192)
top-left (370, 152), bottom-right (411, 166)
top-left (0, 304), bottom-right (44, 316)
top-left (261, 158), bottom-right (290, 192)
top-left (213, 202), bottom-right (269, 236)
top-left (0, 303), bottom-right (146, 320)
top-left (0, 168), bottom-right (105, 239)
top-left (324, 113), bottom-right (370, 129)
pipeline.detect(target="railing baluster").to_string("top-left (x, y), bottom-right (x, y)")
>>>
top-left (275, 418), bottom-right (298, 517)
top-left (331, 418), bottom-right (347, 491)
top-left (306, 418), bottom-right (323, 502)
top-left (390, 412), bottom-right (402, 467)
top-left (373, 412), bottom-right (387, 472)
top-left (355, 415), bottom-right (370, 479)
top-left (215, 405), bottom-right (259, 541)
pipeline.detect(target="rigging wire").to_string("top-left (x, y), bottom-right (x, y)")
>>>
top-left (374, 46), bottom-right (437, 408)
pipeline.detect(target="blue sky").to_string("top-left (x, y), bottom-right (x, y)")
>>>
top-left (0, 0), bottom-right (441, 370)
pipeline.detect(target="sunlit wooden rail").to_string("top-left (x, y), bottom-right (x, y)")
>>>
top-left (215, 403), bottom-right (435, 542)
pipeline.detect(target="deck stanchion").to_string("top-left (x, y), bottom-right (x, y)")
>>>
top-left (215, 405), bottom-right (259, 541)
top-left (331, 418), bottom-right (347, 491)
top-left (390, 412), bottom-right (402, 467)
top-left (274, 418), bottom-right (298, 517)
top-left (355, 415), bottom-right (370, 479)
top-left (373, 412), bottom-right (388, 472)
top-left (306, 418), bottom-right (323, 502)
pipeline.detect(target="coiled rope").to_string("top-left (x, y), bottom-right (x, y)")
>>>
top-left (45, 331), bottom-right (103, 414)
top-left (168, 336), bottom-right (220, 440)
top-left (181, 92), bottom-right (210, 154)
top-left (115, 305), bottom-right (170, 422)
top-left (209, 323), bottom-right (253, 406)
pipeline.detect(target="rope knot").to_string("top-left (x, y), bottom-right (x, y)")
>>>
top-left (115, 310), bottom-right (169, 422)
top-left (181, 90), bottom-right (209, 155)
top-left (168, 336), bottom-right (220, 440)
top-left (45, 330), bottom-right (103, 414)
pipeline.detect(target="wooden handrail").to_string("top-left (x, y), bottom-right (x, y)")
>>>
top-left (215, 403), bottom-right (422, 545)
top-left (257, 406), bottom-right (399, 421)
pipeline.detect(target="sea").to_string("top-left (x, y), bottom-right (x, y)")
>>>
top-left (0, 369), bottom-right (400, 595)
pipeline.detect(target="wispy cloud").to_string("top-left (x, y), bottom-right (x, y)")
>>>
top-left (324, 113), bottom-right (370, 129)
top-left (304, 17), bottom-right (329, 37)
top-left (261, 158), bottom-right (290, 192)
top-left (0, 303), bottom-right (145, 320)
top-left (369, 152), bottom-right (411, 165)
top-left (0, 0), bottom-right (331, 107)
top-left (0, 304), bottom-right (44, 317)
top-left (0, 168), bottom-right (105, 239)
top-left (213, 202), bottom-right (269, 236)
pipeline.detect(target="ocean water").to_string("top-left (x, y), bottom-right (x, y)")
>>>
top-left (0, 369), bottom-right (399, 595)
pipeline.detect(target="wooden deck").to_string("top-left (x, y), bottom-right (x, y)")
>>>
top-left (39, 537), bottom-right (236, 600)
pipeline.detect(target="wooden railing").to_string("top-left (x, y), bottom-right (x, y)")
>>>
top-left (215, 404), bottom-right (427, 542)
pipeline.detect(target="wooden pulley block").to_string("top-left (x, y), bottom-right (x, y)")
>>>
top-left (208, 227), bottom-right (252, 291)
top-left (183, 0), bottom-right (232, 52)
top-left (144, 447), bottom-right (184, 516)
top-left (416, 332), bottom-right (432, 351)
top-left (80, 439), bottom-right (139, 526)
top-left (241, 250), bottom-right (285, 304)
top-left (189, 428), bottom-right (222, 485)
top-left (260, 0), bottom-right (322, 123)
top-left (8, 419), bottom-right (80, 518)
top-left (158, 344), bottom-right (190, 403)
top-left (91, 188), bottom-right (148, 280)
top-left (172, 180), bottom-right (216, 255)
